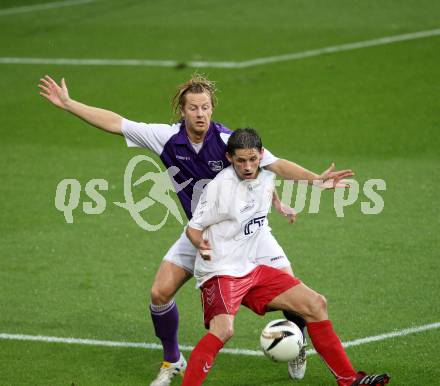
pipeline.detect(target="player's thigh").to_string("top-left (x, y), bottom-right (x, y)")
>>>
top-left (150, 231), bottom-right (196, 301)
top-left (242, 266), bottom-right (299, 315)
top-left (151, 261), bottom-right (192, 304)
top-left (267, 283), bottom-right (327, 322)
top-left (255, 231), bottom-right (292, 272)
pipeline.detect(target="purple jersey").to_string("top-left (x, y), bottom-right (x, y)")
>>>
top-left (122, 119), bottom-right (278, 219)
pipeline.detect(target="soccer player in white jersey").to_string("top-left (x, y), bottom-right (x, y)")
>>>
top-left (38, 74), bottom-right (353, 385)
top-left (183, 128), bottom-right (390, 386)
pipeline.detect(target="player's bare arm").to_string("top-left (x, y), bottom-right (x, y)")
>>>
top-left (185, 226), bottom-right (212, 260)
top-left (272, 190), bottom-right (297, 224)
top-left (38, 75), bottom-right (123, 135)
top-left (265, 159), bottom-right (354, 189)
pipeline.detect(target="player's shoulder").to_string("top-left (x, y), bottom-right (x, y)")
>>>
top-left (122, 118), bottom-right (181, 139)
top-left (212, 122), bottom-right (233, 144)
top-left (260, 167), bottom-right (276, 179)
top-left (123, 117), bottom-right (177, 129)
top-left (213, 165), bottom-right (236, 182)
top-left (213, 121), bottom-right (232, 134)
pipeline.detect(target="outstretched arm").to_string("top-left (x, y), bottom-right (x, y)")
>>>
top-left (38, 75), bottom-right (123, 135)
top-left (265, 159), bottom-right (354, 189)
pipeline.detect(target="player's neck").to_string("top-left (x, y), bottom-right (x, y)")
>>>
top-left (186, 130), bottom-right (205, 144)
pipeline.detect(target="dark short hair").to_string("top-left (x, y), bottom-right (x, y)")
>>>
top-left (226, 128), bottom-right (262, 156)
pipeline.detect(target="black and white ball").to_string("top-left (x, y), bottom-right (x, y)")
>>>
top-left (260, 319), bottom-right (304, 362)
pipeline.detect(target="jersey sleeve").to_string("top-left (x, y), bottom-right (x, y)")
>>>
top-left (121, 118), bottom-right (179, 156)
top-left (260, 147), bottom-right (279, 167)
top-left (188, 180), bottom-right (228, 230)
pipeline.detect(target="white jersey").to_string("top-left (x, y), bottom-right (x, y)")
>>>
top-left (189, 166), bottom-right (276, 287)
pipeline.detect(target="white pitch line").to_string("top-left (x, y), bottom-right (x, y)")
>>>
top-left (0, 0), bottom-right (96, 17)
top-left (236, 28), bottom-right (440, 68)
top-left (307, 321), bottom-right (440, 356)
top-left (0, 57), bottom-right (181, 67)
top-left (0, 28), bottom-right (439, 68)
top-left (1, 321), bottom-right (439, 357)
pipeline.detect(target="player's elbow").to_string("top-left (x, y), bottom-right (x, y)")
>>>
top-left (186, 226), bottom-right (201, 247)
top-left (185, 226), bottom-right (193, 244)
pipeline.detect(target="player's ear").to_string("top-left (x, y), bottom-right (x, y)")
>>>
top-left (226, 152), bottom-right (233, 162)
top-left (260, 148), bottom-right (265, 158)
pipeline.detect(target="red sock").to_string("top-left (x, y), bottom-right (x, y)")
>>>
top-left (307, 320), bottom-right (356, 386)
top-left (182, 333), bottom-right (224, 386)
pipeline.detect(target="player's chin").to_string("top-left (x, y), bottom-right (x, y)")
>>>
top-left (193, 125), bottom-right (208, 133)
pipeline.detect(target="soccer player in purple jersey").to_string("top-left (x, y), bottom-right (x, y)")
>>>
top-left (38, 74), bottom-right (353, 385)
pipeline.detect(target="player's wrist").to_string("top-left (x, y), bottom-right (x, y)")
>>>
top-left (62, 97), bottom-right (75, 111)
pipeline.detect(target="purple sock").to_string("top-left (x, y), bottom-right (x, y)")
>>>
top-left (150, 300), bottom-right (180, 363)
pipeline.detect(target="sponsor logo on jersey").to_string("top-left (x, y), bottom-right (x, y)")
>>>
top-left (240, 200), bottom-right (255, 213)
top-left (176, 155), bottom-right (191, 160)
top-left (244, 215), bottom-right (266, 235)
top-left (208, 160), bottom-right (224, 172)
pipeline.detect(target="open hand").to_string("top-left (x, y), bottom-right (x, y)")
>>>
top-left (317, 163), bottom-right (354, 189)
top-left (276, 202), bottom-right (297, 224)
top-left (38, 75), bottom-right (70, 109)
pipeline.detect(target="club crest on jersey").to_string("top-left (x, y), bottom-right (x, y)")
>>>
top-left (208, 160), bottom-right (224, 172)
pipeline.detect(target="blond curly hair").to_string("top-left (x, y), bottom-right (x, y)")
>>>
top-left (172, 73), bottom-right (217, 118)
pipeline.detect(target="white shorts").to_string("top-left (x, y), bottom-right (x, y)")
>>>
top-left (163, 229), bottom-right (291, 274)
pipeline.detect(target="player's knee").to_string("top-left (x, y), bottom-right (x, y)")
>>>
top-left (209, 318), bottom-right (234, 343)
top-left (150, 283), bottom-right (173, 305)
top-left (309, 293), bottom-right (328, 320)
top-left (216, 325), bottom-right (234, 342)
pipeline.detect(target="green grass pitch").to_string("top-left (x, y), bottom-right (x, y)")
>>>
top-left (1, 0), bottom-right (439, 385)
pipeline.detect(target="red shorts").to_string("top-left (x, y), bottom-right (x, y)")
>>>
top-left (200, 265), bottom-right (301, 328)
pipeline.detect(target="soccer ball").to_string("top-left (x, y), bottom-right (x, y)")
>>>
top-left (260, 319), bottom-right (303, 362)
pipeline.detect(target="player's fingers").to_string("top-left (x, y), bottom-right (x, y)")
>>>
top-left (39, 91), bottom-right (50, 99)
top-left (333, 169), bottom-right (353, 178)
top-left (326, 162), bottom-right (335, 173)
top-left (320, 162), bottom-right (335, 179)
top-left (38, 84), bottom-right (50, 93)
top-left (61, 77), bottom-right (67, 89)
top-left (40, 77), bottom-right (51, 87)
top-left (199, 249), bottom-right (212, 260)
top-left (334, 179), bottom-right (354, 188)
top-left (44, 74), bottom-right (57, 86)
